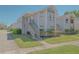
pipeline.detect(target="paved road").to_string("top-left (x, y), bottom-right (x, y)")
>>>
top-left (0, 30), bottom-right (19, 53)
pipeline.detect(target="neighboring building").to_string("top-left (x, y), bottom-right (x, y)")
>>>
top-left (74, 17), bottom-right (79, 30)
top-left (0, 23), bottom-right (7, 30)
top-left (9, 17), bottom-right (22, 30)
top-left (57, 14), bottom-right (76, 32)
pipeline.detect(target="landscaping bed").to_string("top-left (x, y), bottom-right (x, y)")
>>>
top-left (31, 45), bottom-right (79, 54)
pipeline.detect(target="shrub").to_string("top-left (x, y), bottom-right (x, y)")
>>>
top-left (11, 28), bottom-right (22, 34)
top-left (65, 29), bottom-right (77, 34)
top-left (65, 29), bottom-right (70, 32)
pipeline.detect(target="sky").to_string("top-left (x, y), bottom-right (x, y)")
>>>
top-left (0, 5), bottom-right (79, 26)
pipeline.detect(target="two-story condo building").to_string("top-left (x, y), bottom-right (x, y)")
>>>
top-left (15, 5), bottom-right (79, 40)
top-left (21, 6), bottom-right (59, 40)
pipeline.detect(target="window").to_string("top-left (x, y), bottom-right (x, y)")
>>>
top-left (24, 23), bottom-right (25, 28)
top-left (66, 19), bottom-right (68, 23)
top-left (24, 18), bottom-right (28, 25)
top-left (40, 13), bottom-right (44, 17)
top-left (30, 18), bottom-right (31, 23)
top-left (70, 19), bottom-right (74, 23)
top-left (49, 15), bottom-right (52, 21)
top-left (29, 17), bottom-right (32, 24)
top-left (40, 29), bottom-right (44, 31)
top-left (27, 31), bottom-right (31, 35)
top-left (48, 12), bottom-right (52, 21)
top-left (40, 25), bottom-right (44, 27)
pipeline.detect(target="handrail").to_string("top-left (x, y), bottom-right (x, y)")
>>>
top-left (30, 20), bottom-right (38, 31)
top-left (29, 20), bottom-right (41, 39)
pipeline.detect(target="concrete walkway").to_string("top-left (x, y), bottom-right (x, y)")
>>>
top-left (0, 30), bottom-right (19, 53)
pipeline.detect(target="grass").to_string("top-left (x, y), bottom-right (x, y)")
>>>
top-left (44, 34), bottom-right (79, 44)
top-left (31, 45), bottom-right (79, 54)
top-left (13, 34), bottom-right (42, 48)
top-left (13, 33), bottom-right (79, 48)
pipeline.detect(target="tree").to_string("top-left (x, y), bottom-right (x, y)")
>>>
top-left (64, 10), bottom-right (79, 17)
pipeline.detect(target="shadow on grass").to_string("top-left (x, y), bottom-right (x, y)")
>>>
top-left (12, 34), bottom-right (35, 42)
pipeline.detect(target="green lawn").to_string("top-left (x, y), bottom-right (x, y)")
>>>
top-left (44, 34), bottom-right (79, 44)
top-left (31, 45), bottom-right (79, 54)
top-left (13, 34), bottom-right (79, 48)
top-left (13, 35), bottom-right (42, 48)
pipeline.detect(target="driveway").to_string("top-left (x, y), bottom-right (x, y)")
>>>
top-left (0, 30), bottom-right (19, 53)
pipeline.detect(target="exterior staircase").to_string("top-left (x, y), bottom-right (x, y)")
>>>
top-left (27, 20), bottom-right (41, 40)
